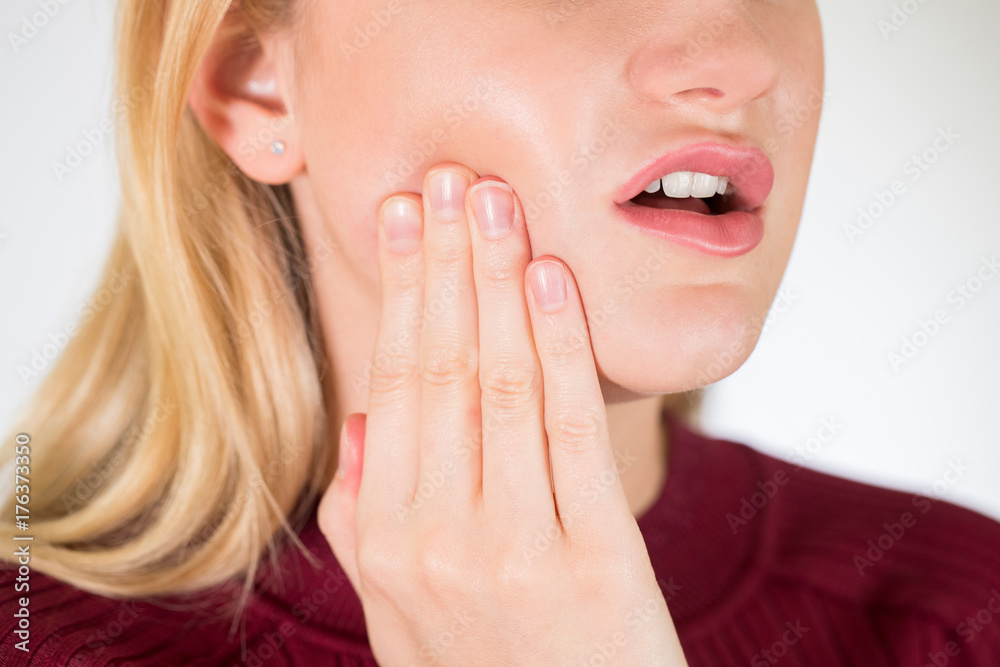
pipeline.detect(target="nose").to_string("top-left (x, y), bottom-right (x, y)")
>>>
top-left (623, 3), bottom-right (781, 114)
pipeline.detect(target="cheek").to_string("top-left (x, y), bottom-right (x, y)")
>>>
top-left (294, 16), bottom-right (522, 279)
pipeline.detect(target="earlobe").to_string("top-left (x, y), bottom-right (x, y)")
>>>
top-left (187, 17), bottom-right (303, 185)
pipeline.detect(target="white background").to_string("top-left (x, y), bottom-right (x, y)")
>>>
top-left (1, 1), bottom-right (998, 518)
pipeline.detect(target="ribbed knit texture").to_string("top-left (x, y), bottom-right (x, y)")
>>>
top-left (3, 410), bottom-right (1000, 665)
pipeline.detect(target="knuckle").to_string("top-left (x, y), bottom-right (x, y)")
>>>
top-left (490, 548), bottom-right (542, 595)
top-left (479, 254), bottom-right (518, 288)
top-left (421, 340), bottom-right (477, 387)
top-left (368, 350), bottom-right (419, 403)
top-left (385, 261), bottom-right (423, 292)
top-left (480, 361), bottom-right (542, 410)
top-left (565, 556), bottom-right (615, 602)
top-left (548, 409), bottom-right (604, 450)
top-left (414, 540), bottom-right (462, 594)
top-left (355, 529), bottom-right (399, 587)
top-left (538, 326), bottom-right (589, 362)
top-left (426, 239), bottom-right (466, 266)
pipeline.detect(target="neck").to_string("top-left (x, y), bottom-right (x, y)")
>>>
top-left (606, 395), bottom-right (669, 517)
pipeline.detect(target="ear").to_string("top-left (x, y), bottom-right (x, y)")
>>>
top-left (187, 11), bottom-right (303, 185)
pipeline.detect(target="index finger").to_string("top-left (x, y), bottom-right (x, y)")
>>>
top-left (357, 194), bottom-right (425, 523)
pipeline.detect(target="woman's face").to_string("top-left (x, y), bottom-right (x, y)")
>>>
top-left (281, 0), bottom-right (824, 399)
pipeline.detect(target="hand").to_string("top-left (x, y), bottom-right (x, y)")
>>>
top-left (318, 161), bottom-right (688, 666)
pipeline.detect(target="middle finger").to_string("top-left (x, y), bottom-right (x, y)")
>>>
top-left (415, 163), bottom-right (483, 512)
top-left (466, 178), bottom-right (556, 527)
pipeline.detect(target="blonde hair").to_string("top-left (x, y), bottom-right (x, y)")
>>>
top-left (1, 0), bottom-right (700, 613)
top-left (0, 0), bottom-right (329, 612)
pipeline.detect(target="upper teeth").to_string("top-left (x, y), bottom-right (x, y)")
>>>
top-left (643, 172), bottom-right (730, 198)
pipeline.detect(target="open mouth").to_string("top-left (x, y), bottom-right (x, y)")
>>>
top-left (628, 188), bottom-right (734, 216)
top-left (612, 143), bottom-right (773, 257)
top-left (626, 171), bottom-right (740, 216)
top-left (614, 158), bottom-right (770, 257)
top-left (615, 143), bottom-right (775, 220)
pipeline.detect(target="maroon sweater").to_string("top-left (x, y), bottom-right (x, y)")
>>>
top-left (3, 411), bottom-right (1000, 666)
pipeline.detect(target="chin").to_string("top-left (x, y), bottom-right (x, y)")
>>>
top-left (589, 281), bottom-right (766, 401)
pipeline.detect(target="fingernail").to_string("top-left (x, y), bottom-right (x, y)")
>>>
top-left (472, 183), bottom-right (514, 240)
top-left (530, 261), bottom-right (566, 312)
top-left (429, 169), bottom-right (468, 222)
top-left (382, 197), bottom-right (422, 254)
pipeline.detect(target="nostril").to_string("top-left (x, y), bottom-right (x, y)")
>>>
top-left (682, 87), bottom-right (725, 100)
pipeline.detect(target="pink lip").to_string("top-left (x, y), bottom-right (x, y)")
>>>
top-left (614, 204), bottom-right (765, 257)
top-left (614, 141), bottom-right (774, 209)
top-left (613, 141), bottom-right (775, 258)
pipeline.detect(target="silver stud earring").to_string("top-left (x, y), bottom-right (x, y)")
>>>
top-left (270, 140), bottom-right (286, 155)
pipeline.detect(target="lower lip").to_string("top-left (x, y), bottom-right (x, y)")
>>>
top-left (614, 202), bottom-right (764, 258)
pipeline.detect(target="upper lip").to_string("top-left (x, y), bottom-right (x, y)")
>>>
top-left (614, 141), bottom-right (775, 212)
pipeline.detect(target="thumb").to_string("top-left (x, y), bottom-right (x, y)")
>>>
top-left (317, 412), bottom-right (366, 595)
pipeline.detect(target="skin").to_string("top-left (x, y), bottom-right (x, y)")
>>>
top-left (188, 0), bottom-right (824, 662)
